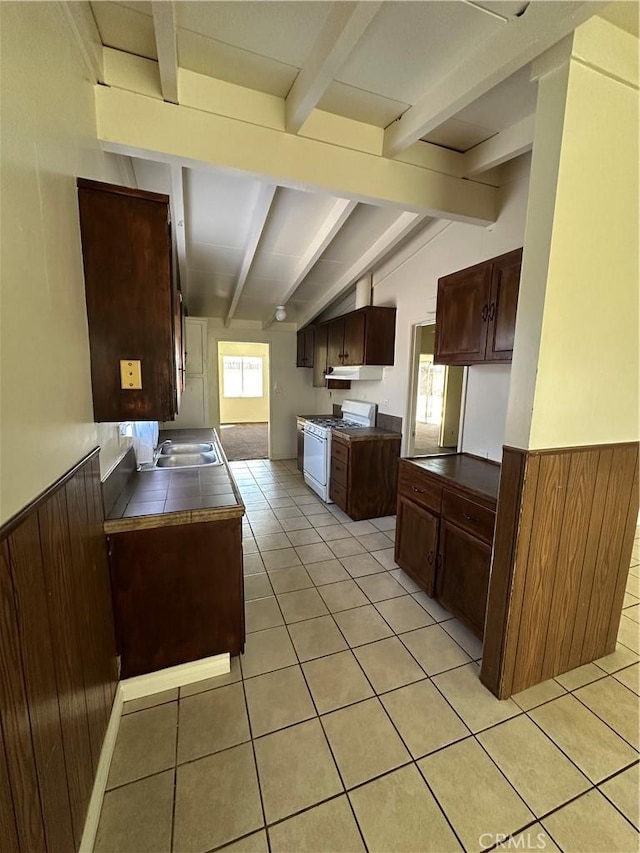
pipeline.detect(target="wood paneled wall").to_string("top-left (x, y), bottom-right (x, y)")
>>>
top-left (0, 449), bottom-right (118, 853)
top-left (482, 442), bottom-right (639, 699)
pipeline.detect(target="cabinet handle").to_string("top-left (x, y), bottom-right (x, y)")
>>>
top-left (412, 486), bottom-right (426, 494)
top-left (481, 304), bottom-right (489, 321)
top-left (463, 512), bottom-right (481, 524)
top-left (488, 302), bottom-right (496, 321)
top-left (343, 352), bottom-right (349, 360)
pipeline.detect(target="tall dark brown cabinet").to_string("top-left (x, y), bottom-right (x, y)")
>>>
top-left (77, 179), bottom-right (184, 422)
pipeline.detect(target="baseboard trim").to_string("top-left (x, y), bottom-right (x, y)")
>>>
top-left (79, 686), bottom-right (124, 853)
top-left (119, 653), bottom-right (231, 702)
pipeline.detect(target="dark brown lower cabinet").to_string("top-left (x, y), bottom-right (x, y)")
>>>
top-left (109, 516), bottom-right (244, 678)
top-left (395, 495), bottom-right (438, 595)
top-left (330, 433), bottom-right (400, 520)
top-left (436, 520), bottom-right (491, 637)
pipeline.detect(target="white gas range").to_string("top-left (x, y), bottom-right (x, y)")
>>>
top-left (303, 400), bottom-right (377, 502)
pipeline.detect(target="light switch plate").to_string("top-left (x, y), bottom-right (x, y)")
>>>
top-left (120, 359), bottom-right (142, 390)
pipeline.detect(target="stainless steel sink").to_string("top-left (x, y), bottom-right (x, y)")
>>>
top-left (155, 452), bottom-right (221, 468)
top-left (160, 442), bottom-right (214, 455)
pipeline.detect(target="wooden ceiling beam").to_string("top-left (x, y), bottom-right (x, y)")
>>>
top-left (152, 1), bottom-right (179, 104)
top-left (262, 198), bottom-right (358, 328)
top-left (225, 185), bottom-right (278, 327)
top-left (285, 1), bottom-right (382, 134)
top-left (463, 114), bottom-right (535, 177)
top-left (383, 1), bottom-right (606, 157)
top-left (60, 1), bottom-right (104, 83)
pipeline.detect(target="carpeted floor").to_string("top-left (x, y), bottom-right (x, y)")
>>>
top-left (219, 422), bottom-right (269, 461)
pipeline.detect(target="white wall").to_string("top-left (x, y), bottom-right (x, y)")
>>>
top-left (0, 3), bottom-right (129, 525)
top-left (208, 321), bottom-right (316, 459)
top-left (312, 154), bottom-right (532, 461)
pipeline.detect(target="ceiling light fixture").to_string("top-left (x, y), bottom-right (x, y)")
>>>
top-left (275, 305), bottom-right (287, 322)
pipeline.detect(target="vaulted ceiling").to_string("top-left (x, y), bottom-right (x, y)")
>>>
top-left (72, 0), bottom-right (636, 327)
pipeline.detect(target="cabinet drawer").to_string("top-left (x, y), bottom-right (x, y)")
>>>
top-left (332, 438), bottom-right (349, 464)
top-left (331, 456), bottom-right (348, 487)
top-left (330, 479), bottom-right (347, 511)
top-left (398, 466), bottom-right (442, 514)
top-left (442, 490), bottom-right (495, 544)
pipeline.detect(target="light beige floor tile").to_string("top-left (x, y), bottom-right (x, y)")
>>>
top-left (174, 743), bottom-right (263, 853)
top-left (356, 573), bottom-right (406, 603)
top-left (594, 642), bottom-right (639, 673)
top-left (277, 587), bottom-right (329, 623)
top-left (381, 680), bottom-right (469, 758)
top-left (599, 764), bottom-right (639, 829)
top-left (441, 619), bottom-right (484, 660)
top-left (618, 613), bottom-right (640, 653)
top-left (411, 590), bottom-right (454, 622)
top-left (342, 520), bottom-right (377, 536)
top-left (287, 528), bottom-right (323, 546)
top-left (624, 603), bottom-right (640, 622)
top-left (94, 770), bottom-right (174, 853)
top-left (506, 824), bottom-right (560, 852)
top-left (303, 650), bottom-right (374, 713)
top-left (328, 537), bottom-right (367, 558)
top-left (267, 565), bottom-right (312, 593)
top-left (357, 532), bottom-right (394, 552)
top-left (574, 676), bottom-right (639, 748)
top-left (554, 662), bottom-right (605, 691)
top-left (279, 516), bottom-right (313, 532)
top-left (389, 568), bottom-right (421, 593)
top-left (243, 553), bottom-right (265, 575)
top-left (218, 830), bottom-right (269, 852)
top-left (241, 626), bottom-right (298, 678)
top-left (180, 656), bottom-right (242, 697)
top-left (333, 605), bottom-right (394, 647)
top-left (178, 682), bottom-right (250, 763)
top-left (244, 666), bottom-right (315, 736)
top-left (512, 677), bottom-right (566, 711)
top-left (269, 795), bottom-right (365, 853)
top-left (256, 533), bottom-right (292, 552)
top-left (251, 520), bottom-right (285, 536)
top-left (371, 516), bottom-right (396, 531)
top-left (254, 719), bottom-right (342, 823)
top-left (401, 624), bottom-right (472, 676)
top-left (244, 573), bottom-right (274, 601)
top-left (419, 738), bottom-right (533, 851)
top-left (305, 558), bottom-right (351, 586)
top-left (318, 579), bottom-right (369, 612)
top-left (478, 715), bottom-right (590, 816)
top-left (614, 662), bottom-right (640, 695)
top-left (322, 698), bottom-right (410, 788)
top-left (354, 637), bottom-right (426, 693)
top-left (375, 595), bottom-right (435, 633)
top-left (122, 688), bottom-right (177, 715)
top-left (296, 542), bottom-right (335, 564)
top-left (261, 548), bottom-right (302, 572)
top-left (107, 703), bottom-right (177, 789)
top-left (349, 764), bottom-right (461, 852)
top-left (530, 694), bottom-right (638, 782)
top-left (432, 663), bottom-right (521, 732)
top-left (370, 548), bottom-right (398, 570)
top-left (276, 506), bottom-right (304, 519)
top-left (328, 506), bottom-right (352, 523)
top-left (246, 596), bottom-right (284, 633)
top-left (625, 574), bottom-right (640, 597)
top-left (542, 789), bottom-right (639, 852)
top-left (288, 614), bottom-right (348, 662)
top-left (310, 513), bottom-right (343, 528)
top-left (318, 525), bottom-right (353, 542)
top-left (340, 553), bottom-right (386, 578)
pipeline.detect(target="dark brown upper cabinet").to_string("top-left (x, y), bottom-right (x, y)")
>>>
top-left (325, 306), bottom-right (396, 368)
top-left (434, 248), bottom-right (522, 366)
top-left (296, 326), bottom-right (315, 368)
top-left (77, 179), bottom-right (182, 422)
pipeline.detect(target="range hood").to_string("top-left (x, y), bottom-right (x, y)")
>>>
top-left (325, 365), bottom-right (384, 381)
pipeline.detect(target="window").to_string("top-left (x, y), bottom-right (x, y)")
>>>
top-left (222, 356), bottom-right (263, 398)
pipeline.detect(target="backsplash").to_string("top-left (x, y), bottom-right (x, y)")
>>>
top-left (332, 402), bottom-right (402, 434)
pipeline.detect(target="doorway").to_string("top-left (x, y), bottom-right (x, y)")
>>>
top-left (217, 342), bottom-right (270, 460)
top-left (406, 324), bottom-right (464, 457)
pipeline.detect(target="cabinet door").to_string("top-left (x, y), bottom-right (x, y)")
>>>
top-left (436, 520), bottom-right (491, 638)
top-left (303, 327), bottom-right (315, 368)
top-left (395, 496), bottom-right (438, 595)
top-left (296, 331), bottom-right (307, 367)
top-left (327, 320), bottom-right (345, 369)
top-left (313, 325), bottom-right (328, 387)
top-left (434, 263), bottom-right (492, 365)
top-left (486, 248), bottom-right (522, 362)
top-left (297, 422), bottom-right (304, 471)
top-left (342, 312), bottom-right (365, 365)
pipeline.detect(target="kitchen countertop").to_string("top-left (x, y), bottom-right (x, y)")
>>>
top-left (332, 426), bottom-right (402, 441)
top-left (104, 428), bottom-right (244, 534)
top-left (404, 453), bottom-right (501, 502)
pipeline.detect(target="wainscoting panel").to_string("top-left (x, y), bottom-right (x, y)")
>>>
top-left (482, 441), bottom-right (639, 698)
top-left (0, 449), bottom-right (117, 853)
